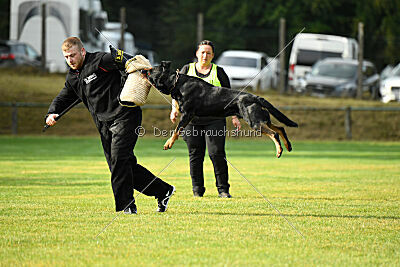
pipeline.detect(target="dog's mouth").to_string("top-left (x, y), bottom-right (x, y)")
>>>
top-left (140, 69), bottom-right (159, 90)
top-left (140, 69), bottom-right (151, 79)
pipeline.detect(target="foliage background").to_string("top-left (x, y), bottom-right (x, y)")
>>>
top-left (102, 0), bottom-right (400, 70)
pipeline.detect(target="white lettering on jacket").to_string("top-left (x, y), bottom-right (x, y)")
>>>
top-left (84, 73), bottom-right (97, 84)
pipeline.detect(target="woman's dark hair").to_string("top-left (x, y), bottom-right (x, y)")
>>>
top-left (197, 40), bottom-right (215, 53)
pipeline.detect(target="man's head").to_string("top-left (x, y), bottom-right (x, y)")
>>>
top-left (62, 37), bottom-right (86, 70)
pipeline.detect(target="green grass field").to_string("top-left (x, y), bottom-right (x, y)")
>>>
top-left (0, 136), bottom-right (399, 266)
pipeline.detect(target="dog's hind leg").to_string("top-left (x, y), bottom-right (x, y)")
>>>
top-left (267, 122), bottom-right (293, 152)
top-left (237, 102), bottom-right (283, 158)
top-left (259, 124), bottom-right (283, 158)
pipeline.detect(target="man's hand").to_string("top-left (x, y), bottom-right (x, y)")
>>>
top-left (46, 114), bottom-right (59, 126)
top-left (170, 110), bottom-right (179, 123)
top-left (232, 116), bottom-right (241, 130)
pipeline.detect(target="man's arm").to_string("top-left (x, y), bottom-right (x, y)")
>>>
top-left (99, 53), bottom-right (122, 71)
top-left (45, 81), bottom-right (81, 125)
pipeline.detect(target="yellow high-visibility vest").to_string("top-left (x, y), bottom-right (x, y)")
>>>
top-left (187, 63), bottom-right (221, 87)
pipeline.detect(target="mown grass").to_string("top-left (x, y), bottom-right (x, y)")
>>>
top-left (0, 136), bottom-right (399, 266)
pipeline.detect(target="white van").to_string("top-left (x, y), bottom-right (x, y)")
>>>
top-left (288, 33), bottom-right (358, 92)
top-left (216, 50), bottom-right (276, 91)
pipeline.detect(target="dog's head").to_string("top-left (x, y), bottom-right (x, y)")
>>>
top-left (147, 61), bottom-right (172, 95)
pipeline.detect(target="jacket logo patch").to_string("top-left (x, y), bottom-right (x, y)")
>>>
top-left (84, 73), bottom-right (97, 84)
top-left (115, 50), bottom-right (123, 62)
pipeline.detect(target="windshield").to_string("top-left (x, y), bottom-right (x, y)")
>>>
top-left (217, 56), bottom-right (258, 68)
top-left (0, 44), bottom-right (10, 53)
top-left (311, 62), bottom-right (357, 79)
top-left (390, 65), bottom-right (400, 77)
top-left (297, 50), bottom-right (342, 66)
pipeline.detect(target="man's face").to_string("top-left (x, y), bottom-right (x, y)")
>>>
top-left (63, 45), bottom-right (86, 70)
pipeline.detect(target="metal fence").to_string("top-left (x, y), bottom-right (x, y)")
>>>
top-left (1, 102), bottom-right (400, 139)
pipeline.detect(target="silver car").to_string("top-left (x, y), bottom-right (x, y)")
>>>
top-left (300, 58), bottom-right (379, 98)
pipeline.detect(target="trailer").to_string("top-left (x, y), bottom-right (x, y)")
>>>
top-left (9, 0), bottom-right (134, 72)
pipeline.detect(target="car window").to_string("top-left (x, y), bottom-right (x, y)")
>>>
top-left (217, 56), bottom-right (257, 68)
top-left (261, 57), bottom-right (267, 69)
top-left (389, 64), bottom-right (400, 77)
top-left (0, 44), bottom-right (10, 54)
top-left (297, 49), bottom-right (342, 66)
top-left (26, 44), bottom-right (39, 59)
top-left (13, 44), bottom-right (26, 55)
top-left (311, 62), bottom-right (357, 79)
top-left (363, 65), bottom-right (376, 78)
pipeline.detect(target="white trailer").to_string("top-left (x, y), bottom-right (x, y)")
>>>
top-left (9, 0), bottom-right (109, 72)
top-left (99, 22), bottom-right (137, 55)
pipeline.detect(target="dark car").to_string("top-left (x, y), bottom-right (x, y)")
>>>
top-left (300, 58), bottom-right (379, 98)
top-left (0, 40), bottom-right (41, 68)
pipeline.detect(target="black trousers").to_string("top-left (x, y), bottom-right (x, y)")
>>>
top-left (95, 107), bottom-right (171, 211)
top-left (183, 119), bottom-right (230, 194)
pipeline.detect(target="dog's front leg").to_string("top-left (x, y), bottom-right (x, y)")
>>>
top-left (164, 113), bottom-right (193, 150)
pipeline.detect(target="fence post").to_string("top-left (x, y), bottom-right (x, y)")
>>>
top-left (11, 103), bottom-right (18, 135)
top-left (279, 18), bottom-right (286, 94)
top-left (357, 22), bottom-right (364, 99)
top-left (344, 106), bottom-right (352, 140)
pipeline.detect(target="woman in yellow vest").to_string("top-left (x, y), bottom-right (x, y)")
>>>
top-left (170, 40), bottom-right (241, 198)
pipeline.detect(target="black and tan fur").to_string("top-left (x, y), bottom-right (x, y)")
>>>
top-left (146, 61), bottom-right (298, 158)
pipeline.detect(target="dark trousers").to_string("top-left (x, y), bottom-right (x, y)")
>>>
top-left (95, 108), bottom-right (171, 211)
top-left (183, 119), bottom-right (230, 195)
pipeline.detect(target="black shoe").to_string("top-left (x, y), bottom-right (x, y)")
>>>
top-left (219, 192), bottom-right (232, 198)
top-left (157, 186), bottom-right (176, 212)
top-left (193, 191), bottom-right (203, 197)
top-left (124, 203), bottom-right (137, 214)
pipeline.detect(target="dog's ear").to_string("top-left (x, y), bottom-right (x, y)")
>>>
top-left (161, 61), bottom-right (171, 70)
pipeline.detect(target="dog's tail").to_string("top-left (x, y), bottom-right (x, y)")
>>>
top-left (258, 97), bottom-right (298, 127)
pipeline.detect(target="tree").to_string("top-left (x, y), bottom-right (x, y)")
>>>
top-left (0, 0), bottom-right (10, 39)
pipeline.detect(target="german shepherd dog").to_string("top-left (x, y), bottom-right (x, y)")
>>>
top-left (145, 61), bottom-right (298, 158)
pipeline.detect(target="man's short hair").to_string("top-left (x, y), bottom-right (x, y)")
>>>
top-left (62, 37), bottom-right (83, 51)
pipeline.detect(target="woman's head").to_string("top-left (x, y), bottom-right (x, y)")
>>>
top-left (196, 40), bottom-right (215, 66)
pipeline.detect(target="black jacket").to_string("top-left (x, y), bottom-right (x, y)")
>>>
top-left (47, 52), bottom-right (130, 122)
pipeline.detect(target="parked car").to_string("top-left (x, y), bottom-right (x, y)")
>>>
top-left (380, 64), bottom-right (394, 81)
top-left (380, 63), bottom-right (400, 103)
top-left (299, 58), bottom-right (379, 98)
top-left (216, 50), bottom-right (277, 91)
top-left (0, 40), bottom-right (41, 68)
top-left (288, 33), bottom-right (358, 92)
